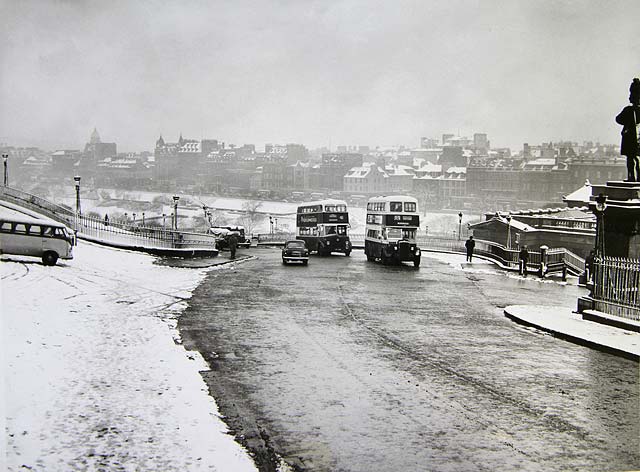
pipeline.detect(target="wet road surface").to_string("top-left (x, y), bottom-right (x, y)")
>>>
top-left (179, 248), bottom-right (640, 472)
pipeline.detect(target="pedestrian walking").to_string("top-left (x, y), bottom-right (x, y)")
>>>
top-left (615, 77), bottom-right (640, 181)
top-left (465, 235), bottom-right (475, 262)
top-left (228, 231), bottom-right (238, 259)
top-left (519, 245), bottom-right (529, 277)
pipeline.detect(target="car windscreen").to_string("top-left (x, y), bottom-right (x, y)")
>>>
top-left (286, 241), bottom-right (305, 248)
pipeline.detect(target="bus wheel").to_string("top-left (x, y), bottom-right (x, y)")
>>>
top-left (381, 252), bottom-right (389, 265)
top-left (413, 256), bottom-right (421, 268)
top-left (42, 251), bottom-right (59, 266)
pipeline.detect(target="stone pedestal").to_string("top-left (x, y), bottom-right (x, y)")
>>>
top-left (590, 181), bottom-right (640, 259)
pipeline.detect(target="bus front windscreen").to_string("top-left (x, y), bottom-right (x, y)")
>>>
top-left (386, 228), bottom-right (416, 240)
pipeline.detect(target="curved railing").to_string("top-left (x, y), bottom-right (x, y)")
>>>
top-left (0, 186), bottom-right (218, 253)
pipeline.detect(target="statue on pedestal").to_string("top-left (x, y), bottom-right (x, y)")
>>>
top-left (615, 78), bottom-right (640, 182)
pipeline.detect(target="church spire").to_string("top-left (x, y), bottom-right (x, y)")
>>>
top-left (90, 127), bottom-right (101, 144)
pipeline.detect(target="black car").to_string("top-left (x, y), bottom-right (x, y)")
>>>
top-left (282, 240), bottom-right (309, 265)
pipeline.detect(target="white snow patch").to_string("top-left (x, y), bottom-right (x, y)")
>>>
top-left (1, 241), bottom-right (257, 471)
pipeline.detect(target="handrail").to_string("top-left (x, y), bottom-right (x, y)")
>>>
top-left (1, 185), bottom-right (218, 252)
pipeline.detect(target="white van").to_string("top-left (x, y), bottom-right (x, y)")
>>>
top-left (0, 215), bottom-right (75, 266)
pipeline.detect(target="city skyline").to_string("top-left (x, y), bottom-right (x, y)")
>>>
top-left (1, 0), bottom-right (639, 153)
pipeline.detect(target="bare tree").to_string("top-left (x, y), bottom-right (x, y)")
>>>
top-left (239, 200), bottom-right (264, 237)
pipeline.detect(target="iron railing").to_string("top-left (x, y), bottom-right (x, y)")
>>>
top-left (1, 186), bottom-right (218, 251)
top-left (592, 256), bottom-right (640, 321)
top-left (74, 213), bottom-right (218, 250)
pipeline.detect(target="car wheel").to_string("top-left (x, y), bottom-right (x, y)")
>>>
top-left (42, 251), bottom-right (59, 266)
top-left (302, 260), bottom-right (308, 266)
top-left (282, 258), bottom-right (287, 265)
top-left (414, 256), bottom-right (421, 268)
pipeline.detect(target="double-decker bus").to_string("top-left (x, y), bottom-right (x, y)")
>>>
top-left (364, 195), bottom-right (421, 267)
top-left (296, 199), bottom-right (352, 256)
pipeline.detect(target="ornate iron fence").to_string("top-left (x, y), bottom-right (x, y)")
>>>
top-left (592, 256), bottom-right (640, 321)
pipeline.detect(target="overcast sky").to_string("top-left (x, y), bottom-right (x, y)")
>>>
top-left (1, 0), bottom-right (639, 152)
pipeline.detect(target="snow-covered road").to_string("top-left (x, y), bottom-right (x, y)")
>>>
top-left (1, 242), bottom-right (257, 471)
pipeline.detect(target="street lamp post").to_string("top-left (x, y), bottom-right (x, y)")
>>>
top-left (594, 193), bottom-right (607, 258)
top-left (73, 176), bottom-right (82, 215)
top-left (269, 216), bottom-right (273, 234)
top-left (162, 213), bottom-right (166, 228)
top-left (506, 215), bottom-right (512, 249)
top-left (172, 195), bottom-right (180, 230)
top-left (142, 212), bottom-right (145, 226)
top-left (458, 212), bottom-right (463, 240)
top-left (275, 218), bottom-right (278, 232)
top-left (73, 176), bottom-right (81, 231)
top-left (132, 213), bottom-right (137, 224)
top-left (2, 153), bottom-right (8, 186)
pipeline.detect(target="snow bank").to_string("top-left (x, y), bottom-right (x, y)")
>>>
top-left (1, 241), bottom-right (257, 471)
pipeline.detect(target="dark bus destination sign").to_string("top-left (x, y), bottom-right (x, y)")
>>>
top-left (385, 214), bottom-right (419, 227)
top-left (297, 212), bottom-right (349, 227)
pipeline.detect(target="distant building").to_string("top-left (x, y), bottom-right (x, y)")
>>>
top-left (84, 128), bottom-right (117, 161)
top-left (440, 146), bottom-right (465, 167)
top-left (343, 163), bottom-right (388, 194)
top-left (320, 153), bottom-right (364, 191)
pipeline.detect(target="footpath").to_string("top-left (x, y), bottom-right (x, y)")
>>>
top-left (504, 305), bottom-right (640, 361)
top-left (428, 251), bottom-right (640, 361)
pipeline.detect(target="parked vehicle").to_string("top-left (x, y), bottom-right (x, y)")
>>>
top-left (296, 199), bottom-right (351, 256)
top-left (0, 214), bottom-right (75, 266)
top-left (282, 240), bottom-right (309, 265)
top-left (208, 225), bottom-right (251, 249)
top-left (364, 195), bottom-right (421, 267)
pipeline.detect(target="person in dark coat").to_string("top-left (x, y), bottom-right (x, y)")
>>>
top-left (228, 232), bottom-right (238, 259)
top-left (519, 245), bottom-right (529, 277)
top-left (465, 235), bottom-right (475, 262)
top-left (615, 78), bottom-right (640, 181)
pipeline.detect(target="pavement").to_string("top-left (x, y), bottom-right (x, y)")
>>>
top-left (504, 305), bottom-right (640, 360)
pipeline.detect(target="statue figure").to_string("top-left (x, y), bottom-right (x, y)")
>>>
top-left (616, 78), bottom-right (640, 181)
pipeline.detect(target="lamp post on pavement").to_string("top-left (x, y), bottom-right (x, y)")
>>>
top-left (458, 212), bottom-right (463, 240)
top-left (506, 215), bottom-right (512, 249)
top-left (269, 216), bottom-right (273, 234)
top-left (2, 153), bottom-right (8, 186)
top-left (172, 196), bottom-right (180, 230)
top-left (594, 193), bottom-right (607, 258)
top-left (162, 213), bottom-right (166, 229)
top-left (74, 176), bottom-right (82, 215)
top-left (142, 212), bottom-right (145, 226)
top-left (73, 176), bottom-right (81, 231)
